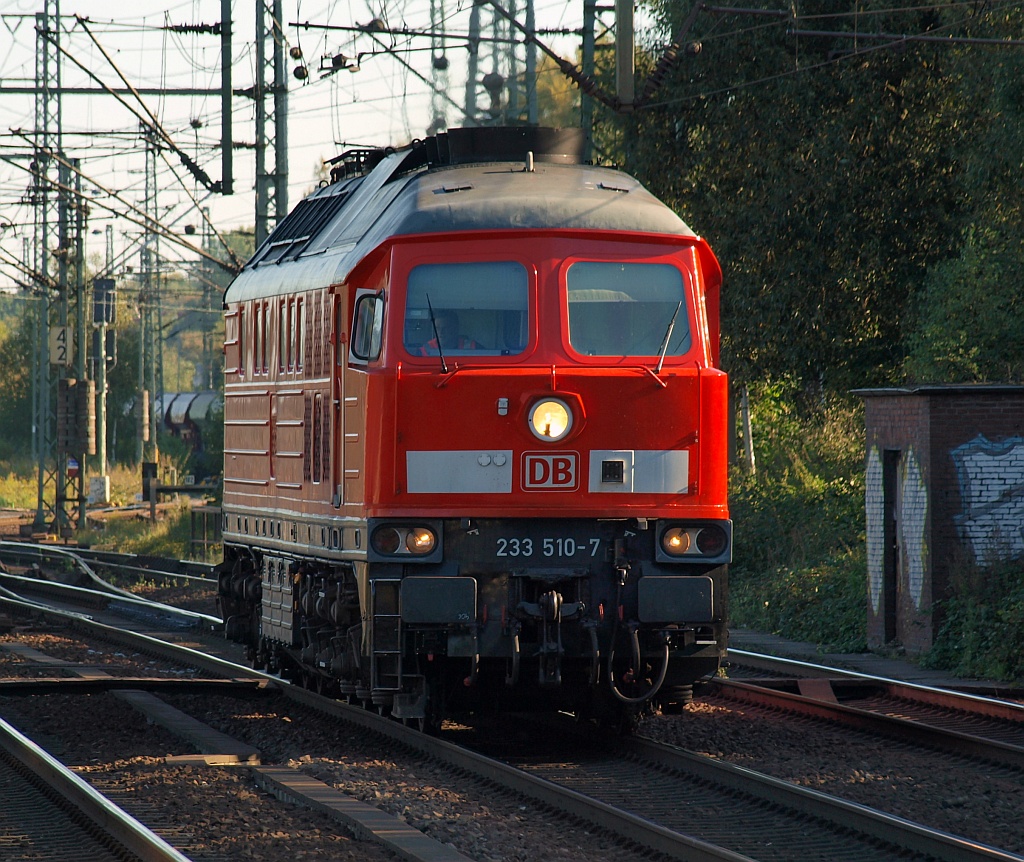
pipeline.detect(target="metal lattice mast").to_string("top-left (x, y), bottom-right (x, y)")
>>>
top-left (31, 1), bottom-right (62, 532)
top-left (428, 0), bottom-right (450, 135)
top-left (138, 127), bottom-right (161, 463)
top-left (523, 0), bottom-right (537, 125)
top-left (70, 158), bottom-right (87, 527)
top-left (201, 208), bottom-right (215, 391)
top-left (462, 0), bottom-right (534, 126)
top-left (255, 0), bottom-right (288, 247)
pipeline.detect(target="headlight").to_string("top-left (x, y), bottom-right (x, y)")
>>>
top-left (529, 398), bottom-right (572, 442)
top-left (661, 527), bottom-right (691, 555)
top-left (405, 527), bottom-right (436, 554)
top-left (371, 524), bottom-right (438, 556)
top-left (657, 521), bottom-right (731, 562)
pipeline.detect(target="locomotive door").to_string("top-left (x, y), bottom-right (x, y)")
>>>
top-left (333, 293), bottom-right (346, 507)
top-left (882, 449), bottom-right (902, 644)
top-left (338, 288), bottom-right (379, 509)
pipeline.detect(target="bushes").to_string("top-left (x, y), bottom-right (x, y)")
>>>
top-left (728, 381), bottom-right (868, 652)
top-left (729, 554), bottom-right (867, 653)
top-left (924, 560), bottom-right (1024, 682)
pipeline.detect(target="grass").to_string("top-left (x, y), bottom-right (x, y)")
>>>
top-left (0, 459), bottom-right (220, 562)
top-left (0, 463), bottom-right (45, 510)
top-left (77, 503), bottom-right (221, 563)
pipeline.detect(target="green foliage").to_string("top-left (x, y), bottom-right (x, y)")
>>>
top-left (0, 304), bottom-right (37, 460)
top-left (905, 224), bottom-right (1024, 382)
top-left (901, 38), bottom-right (1024, 384)
top-left (924, 560), bottom-right (1024, 682)
top-left (623, 1), bottom-right (1024, 664)
top-left (729, 383), bottom-right (867, 651)
top-left (534, 53), bottom-right (583, 129)
top-left (730, 554), bottom-right (867, 653)
top-left (0, 468), bottom-right (43, 509)
top-left (629, 1), bottom-right (1024, 391)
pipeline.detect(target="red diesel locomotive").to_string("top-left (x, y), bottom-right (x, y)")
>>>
top-left (217, 127), bottom-right (730, 730)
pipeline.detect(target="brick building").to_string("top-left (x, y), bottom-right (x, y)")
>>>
top-left (854, 386), bottom-right (1024, 653)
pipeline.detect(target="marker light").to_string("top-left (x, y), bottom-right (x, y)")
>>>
top-left (696, 525), bottom-right (728, 557)
top-left (657, 522), bottom-right (731, 562)
top-left (529, 399), bottom-right (572, 442)
top-left (372, 526), bottom-right (402, 555)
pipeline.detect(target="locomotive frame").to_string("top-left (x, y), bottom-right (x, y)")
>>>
top-left (217, 127), bottom-right (730, 731)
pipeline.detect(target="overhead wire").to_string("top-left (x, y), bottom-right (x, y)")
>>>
top-left (1, 134), bottom-right (238, 275)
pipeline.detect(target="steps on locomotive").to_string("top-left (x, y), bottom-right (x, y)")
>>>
top-left (370, 579), bottom-right (403, 708)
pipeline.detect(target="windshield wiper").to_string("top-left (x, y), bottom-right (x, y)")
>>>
top-left (425, 294), bottom-right (448, 374)
top-left (654, 300), bottom-right (682, 375)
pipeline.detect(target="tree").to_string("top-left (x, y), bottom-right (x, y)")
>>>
top-left (0, 301), bottom-right (36, 462)
top-left (626, 1), bottom-right (1021, 394)
top-left (533, 53), bottom-right (583, 129)
top-left (905, 38), bottom-right (1024, 383)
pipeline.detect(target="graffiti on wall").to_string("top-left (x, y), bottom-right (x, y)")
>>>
top-left (951, 435), bottom-right (1024, 564)
top-left (866, 447), bottom-right (883, 615)
top-left (866, 445), bottom-right (928, 614)
top-left (902, 453), bottom-right (928, 609)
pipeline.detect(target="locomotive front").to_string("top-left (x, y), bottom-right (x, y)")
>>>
top-left (219, 128), bottom-right (729, 731)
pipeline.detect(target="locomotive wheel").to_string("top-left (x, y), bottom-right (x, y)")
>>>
top-left (598, 703), bottom-right (639, 736)
top-left (418, 716), bottom-right (443, 735)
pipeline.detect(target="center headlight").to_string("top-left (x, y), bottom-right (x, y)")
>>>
top-left (529, 398), bottom-right (572, 442)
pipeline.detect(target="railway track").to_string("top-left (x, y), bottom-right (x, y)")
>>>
top-left (3, 559), bottom-right (1024, 861)
top-left (0, 540), bottom-right (215, 583)
top-left (721, 649), bottom-right (1024, 766)
top-left (460, 712), bottom-right (1022, 862)
top-left (0, 713), bottom-right (189, 862)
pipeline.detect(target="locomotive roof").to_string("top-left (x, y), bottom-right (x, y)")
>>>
top-left (225, 127), bottom-right (701, 303)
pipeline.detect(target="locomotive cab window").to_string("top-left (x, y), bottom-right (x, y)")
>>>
top-left (403, 261), bottom-right (528, 357)
top-left (351, 291), bottom-right (384, 362)
top-left (566, 262), bottom-right (692, 358)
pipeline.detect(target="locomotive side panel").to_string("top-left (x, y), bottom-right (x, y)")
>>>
top-left (273, 390), bottom-right (306, 489)
top-left (223, 391), bottom-right (270, 491)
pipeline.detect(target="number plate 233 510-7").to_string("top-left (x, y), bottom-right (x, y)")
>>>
top-left (494, 536), bottom-right (602, 559)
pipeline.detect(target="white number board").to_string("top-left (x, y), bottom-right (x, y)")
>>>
top-left (48, 326), bottom-right (73, 367)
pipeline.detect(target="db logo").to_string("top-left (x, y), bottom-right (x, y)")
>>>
top-left (522, 452), bottom-right (578, 491)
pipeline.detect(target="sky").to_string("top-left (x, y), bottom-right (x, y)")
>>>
top-left (0, 0), bottom-right (592, 283)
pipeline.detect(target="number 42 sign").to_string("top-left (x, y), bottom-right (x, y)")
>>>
top-left (49, 326), bottom-right (74, 367)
